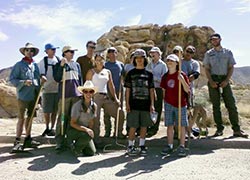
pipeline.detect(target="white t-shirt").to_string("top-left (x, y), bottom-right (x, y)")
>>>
top-left (38, 56), bottom-right (59, 93)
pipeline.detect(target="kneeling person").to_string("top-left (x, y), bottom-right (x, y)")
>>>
top-left (67, 80), bottom-right (97, 156)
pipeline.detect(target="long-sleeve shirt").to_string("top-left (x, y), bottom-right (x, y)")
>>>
top-left (9, 59), bottom-right (40, 101)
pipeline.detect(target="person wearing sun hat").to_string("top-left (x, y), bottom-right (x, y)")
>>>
top-left (9, 42), bottom-right (42, 152)
top-left (67, 80), bottom-right (97, 156)
top-left (53, 45), bottom-right (83, 151)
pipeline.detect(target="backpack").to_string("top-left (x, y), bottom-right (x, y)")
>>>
top-left (44, 56), bottom-right (60, 75)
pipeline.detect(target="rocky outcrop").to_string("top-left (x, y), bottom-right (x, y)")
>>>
top-left (96, 23), bottom-right (215, 65)
top-left (0, 79), bottom-right (18, 118)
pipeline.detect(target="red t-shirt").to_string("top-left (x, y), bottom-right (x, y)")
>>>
top-left (160, 71), bottom-right (189, 107)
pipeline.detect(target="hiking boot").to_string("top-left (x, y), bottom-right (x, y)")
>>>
top-left (139, 146), bottom-right (148, 156)
top-left (42, 128), bottom-right (50, 136)
top-left (127, 146), bottom-right (138, 156)
top-left (177, 146), bottom-right (187, 157)
top-left (233, 130), bottom-right (248, 138)
top-left (161, 145), bottom-right (173, 156)
top-left (212, 130), bottom-right (223, 137)
top-left (47, 129), bottom-right (56, 136)
top-left (23, 137), bottom-right (40, 149)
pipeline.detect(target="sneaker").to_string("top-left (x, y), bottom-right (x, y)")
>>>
top-left (47, 129), bottom-right (56, 136)
top-left (161, 145), bottom-right (173, 155)
top-left (139, 146), bottom-right (147, 156)
top-left (177, 146), bottom-right (187, 157)
top-left (233, 130), bottom-right (248, 138)
top-left (127, 146), bottom-right (138, 156)
top-left (23, 137), bottom-right (40, 148)
top-left (212, 130), bottom-right (223, 137)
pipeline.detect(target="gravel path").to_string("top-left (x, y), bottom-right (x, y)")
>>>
top-left (0, 118), bottom-right (250, 180)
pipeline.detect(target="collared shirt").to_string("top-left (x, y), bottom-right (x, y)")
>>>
top-left (9, 59), bottom-right (40, 101)
top-left (203, 48), bottom-right (236, 75)
top-left (146, 59), bottom-right (168, 88)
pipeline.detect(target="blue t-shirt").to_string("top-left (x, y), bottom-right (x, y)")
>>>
top-left (105, 60), bottom-right (124, 92)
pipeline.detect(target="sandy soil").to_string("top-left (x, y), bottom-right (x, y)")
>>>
top-left (0, 118), bottom-right (250, 180)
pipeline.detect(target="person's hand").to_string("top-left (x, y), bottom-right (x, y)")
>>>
top-left (115, 98), bottom-right (120, 106)
top-left (189, 75), bottom-right (195, 82)
top-left (24, 79), bottom-right (32, 86)
top-left (220, 80), bottom-right (229, 88)
top-left (86, 128), bottom-right (94, 138)
top-left (209, 80), bottom-right (218, 88)
top-left (60, 58), bottom-right (67, 67)
top-left (40, 75), bottom-right (47, 84)
top-left (150, 105), bottom-right (155, 113)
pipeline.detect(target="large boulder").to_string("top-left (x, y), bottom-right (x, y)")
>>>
top-left (0, 79), bottom-right (18, 118)
top-left (96, 23), bottom-right (215, 87)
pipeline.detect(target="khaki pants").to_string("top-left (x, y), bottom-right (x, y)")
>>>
top-left (93, 93), bottom-right (124, 141)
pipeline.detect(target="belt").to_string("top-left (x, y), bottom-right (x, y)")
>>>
top-left (97, 92), bottom-right (107, 96)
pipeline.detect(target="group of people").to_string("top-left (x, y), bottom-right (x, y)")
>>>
top-left (9, 33), bottom-right (248, 157)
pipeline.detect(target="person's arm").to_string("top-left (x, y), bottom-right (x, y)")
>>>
top-left (189, 61), bottom-right (200, 82)
top-left (204, 65), bottom-right (218, 88)
top-left (107, 70), bottom-right (119, 103)
top-left (179, 73), bottom-right (190, 93)
top-left (125, 87), bottom-right (131, 112)
top-left (150, 88), bottom-right (155, 112)
top-left (220, 64), bottom-right (234, 88)
top-left (86, 69), bottom-right (94, 80)
top-left (70, 118), bottom-right (94, 138)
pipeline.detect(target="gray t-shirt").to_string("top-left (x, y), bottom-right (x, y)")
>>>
top-left (71, 99), bottom-right (96, 127)
top-left (203, 48), bottom-right (236, 75)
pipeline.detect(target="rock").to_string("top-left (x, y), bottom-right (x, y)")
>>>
top-left (0, 80), bottom-right (18, 118)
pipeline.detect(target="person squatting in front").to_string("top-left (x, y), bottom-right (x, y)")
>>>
top-left (160, 54), bottom-right (190, 157)
top-left (9, 43), bottom-right (42, 151)
top-left (67, 80), bottom-right (97, 157)
top-left (124, 49), bottom-right (155, 156)
top-left (53, 45), bottom-right (82, 151)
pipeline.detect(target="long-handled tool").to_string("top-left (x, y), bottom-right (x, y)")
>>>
top-left (27, 82), bottom-right (44, 134)
top-left (61, 66), bottom-right (66, 135)
top-left (103, 81), bottom-right (126, 152)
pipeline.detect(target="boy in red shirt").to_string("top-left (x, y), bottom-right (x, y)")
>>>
top-left (160, 54), bottom-right (190, 157)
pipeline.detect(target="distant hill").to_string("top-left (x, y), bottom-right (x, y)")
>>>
top-left (0, 67), bottom-right (12, 81)
top-left (232, 66), bottom-right (250, 85)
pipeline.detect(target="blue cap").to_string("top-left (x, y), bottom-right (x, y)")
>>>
top-left (44, 43), bottom-right (59, 51)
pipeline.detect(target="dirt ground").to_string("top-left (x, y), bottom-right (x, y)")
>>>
top-left (0, 118), bottom-right (250, 180)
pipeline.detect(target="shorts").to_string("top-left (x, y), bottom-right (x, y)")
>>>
top-left (126, 110), bottom-right (153, 128)
top-left (164, 102), bottom-right (188, 127)
top-left (18, 99), bottom-right (36, 118)
top-left (42, 93), bottom-right (59, 113)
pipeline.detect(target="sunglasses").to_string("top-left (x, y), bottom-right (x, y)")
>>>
top-left (88, 46), bottom-right (96, 49)
top-left (25, 49), bottom-right (35, 53)
top-left (173, 50), bottom-right (180, 54)
top-left (65, 50), bottom-right (75, 54)
top-left (186, 50), bottom-right (194, 54)
top-left (83, 90), bottom-right (95, 94)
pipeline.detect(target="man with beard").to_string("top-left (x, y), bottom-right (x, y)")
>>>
top-left (203, 33), bottom-right (248, 138)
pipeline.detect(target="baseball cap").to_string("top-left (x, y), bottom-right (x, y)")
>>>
top-left (133, 49), bottom-right (147, 58)
top-left (44, 43), bottom-right (59, 51)
top-left (149, 47), bottom-right (162, 55)
top-left (107, 47), bottom-right (117, 53)
top-left (165, 54), bottom-right (179, 62)
top-left (210, 33), bottom-right (221, 40)
top-left (186, 45), bottom-right (196, 53)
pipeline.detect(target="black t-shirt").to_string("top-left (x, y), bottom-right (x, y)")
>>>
top-left (124, 68), bottom-right (154, 111)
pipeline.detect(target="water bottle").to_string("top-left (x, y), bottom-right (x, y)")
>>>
top-left (150, 111), bottom-right (158, 124)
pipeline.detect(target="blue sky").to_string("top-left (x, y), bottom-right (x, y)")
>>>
top-left (0, 0), bottom-right (249, 69)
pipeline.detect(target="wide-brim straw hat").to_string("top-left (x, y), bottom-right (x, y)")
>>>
top-left (77, 80), bottom-right (98, 94)
top-left (19, 42), bottom-right (39, 56)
